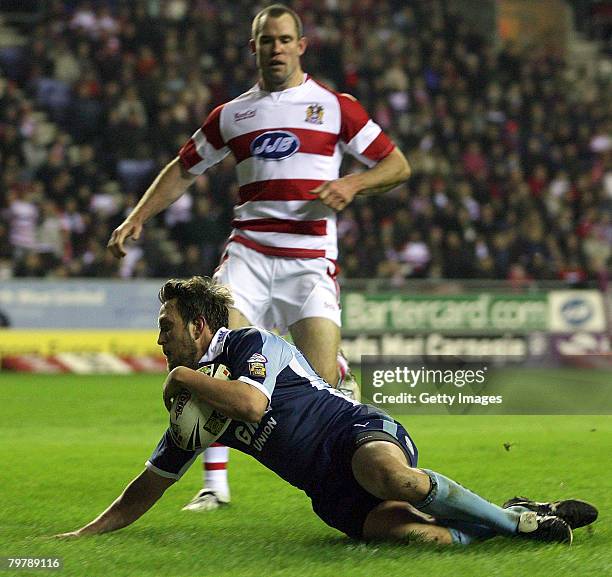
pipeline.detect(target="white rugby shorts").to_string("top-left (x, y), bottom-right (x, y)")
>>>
top-left (213, 241), bottom-right (341, 334)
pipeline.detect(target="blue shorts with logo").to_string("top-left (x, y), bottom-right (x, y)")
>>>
top-left (309, 415), bottom-right (419, 540)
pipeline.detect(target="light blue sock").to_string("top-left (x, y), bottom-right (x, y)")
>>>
top-left (415, 469), bottom-right (522, 536)
top-left (440, 519), bottom-right (497, 545)
top-left (446, 523), bottom-right (495, 545)
top-left (446, 506), bottom-right (532, 544)
top-left (448, 528), bottom-right (474, 545)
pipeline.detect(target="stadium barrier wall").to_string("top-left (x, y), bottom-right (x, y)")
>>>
top-left (339, 289), bottom-right (610, 362)
top-left (0, 280), bottom-right (609, 372)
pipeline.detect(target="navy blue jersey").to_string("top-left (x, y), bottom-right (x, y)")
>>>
top-left (147, 327), bottom-right (403, 498)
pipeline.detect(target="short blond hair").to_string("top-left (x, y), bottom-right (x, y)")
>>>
top-left (251, 4), bottom-right (303, 40)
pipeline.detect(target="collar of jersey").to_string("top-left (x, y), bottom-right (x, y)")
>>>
top-left (199, 326), bottom-right (231, 364)
top-left (256, 73), bottom-right (310, 95)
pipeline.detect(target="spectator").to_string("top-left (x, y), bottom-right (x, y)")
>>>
top-left (36, 199), bottom-right (66, 268)
top-left (4, 188), bottom-right (38, 261)
top-left (442, 231), bottom-right (475, 278)
top-left (0, 0), bottom-right (608, 285)
top-left (399, 230), bottom-right (431, 278)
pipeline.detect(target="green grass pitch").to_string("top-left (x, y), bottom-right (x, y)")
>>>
top-left (0, 373), bottom-right (609, 577)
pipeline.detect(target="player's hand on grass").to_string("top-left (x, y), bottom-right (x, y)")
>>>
top-left (54, 530), bottom-right (84, 539)
top-left (107, 219), bottom-right (143, 258)
top-left (310, 177), bottom-right (358, 211)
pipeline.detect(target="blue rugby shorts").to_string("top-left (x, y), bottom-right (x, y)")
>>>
top-left (310, 415), bottom-right (419, 540)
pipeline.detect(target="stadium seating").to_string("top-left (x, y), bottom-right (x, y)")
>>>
top-left (0, 0), bottom-right (609, 284)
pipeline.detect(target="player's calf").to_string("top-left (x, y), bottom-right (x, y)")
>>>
top-left (362, 501), bottom-right (453, 544)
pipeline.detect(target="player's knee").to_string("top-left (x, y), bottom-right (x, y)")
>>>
top-left (373, 466), bottom-right (405, 499)
top-left (352, 443), bottom-right (429, 501)
top-left (352, 444), bottom-right (401, 498)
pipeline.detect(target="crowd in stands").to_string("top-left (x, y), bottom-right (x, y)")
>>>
top-left (0, 0), bottom-right (610, 286)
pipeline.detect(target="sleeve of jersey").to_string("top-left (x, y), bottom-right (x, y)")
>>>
top-left (178, 105), bottom-right (231, 175)
top-left (339, 94), bottom-right (395, 168)
top-left (225, 328), bottom-right (290, 403)
top-left (145, 429), bottom-right (203, 481)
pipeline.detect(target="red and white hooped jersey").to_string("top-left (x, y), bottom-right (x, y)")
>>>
top-left (178, 74), bottom-right (395, 260)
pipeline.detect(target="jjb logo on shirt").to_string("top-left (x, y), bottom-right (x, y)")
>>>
top-left (250, 130), bottom-right (300, 160)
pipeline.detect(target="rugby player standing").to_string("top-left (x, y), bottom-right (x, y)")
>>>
top-left (108, 4), bottom-right (410, 511)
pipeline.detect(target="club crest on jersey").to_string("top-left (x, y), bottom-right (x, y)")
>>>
top-left (250, 130), bottom-right (300, 160)
top-left (305, 104), bottom-right (324, 124)
top-left (247, 353), bottom-right (267, 378)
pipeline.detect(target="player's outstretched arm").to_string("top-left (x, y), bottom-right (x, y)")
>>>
top-left (107, 157), bottom-right (196, 258)
top-left (55, 468), bottom-right (174, 538)
top-left (312, 148), bottom-right (410, 211)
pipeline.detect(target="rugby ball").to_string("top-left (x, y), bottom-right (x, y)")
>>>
top-left (169, 364), bottom-right (232, 451)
